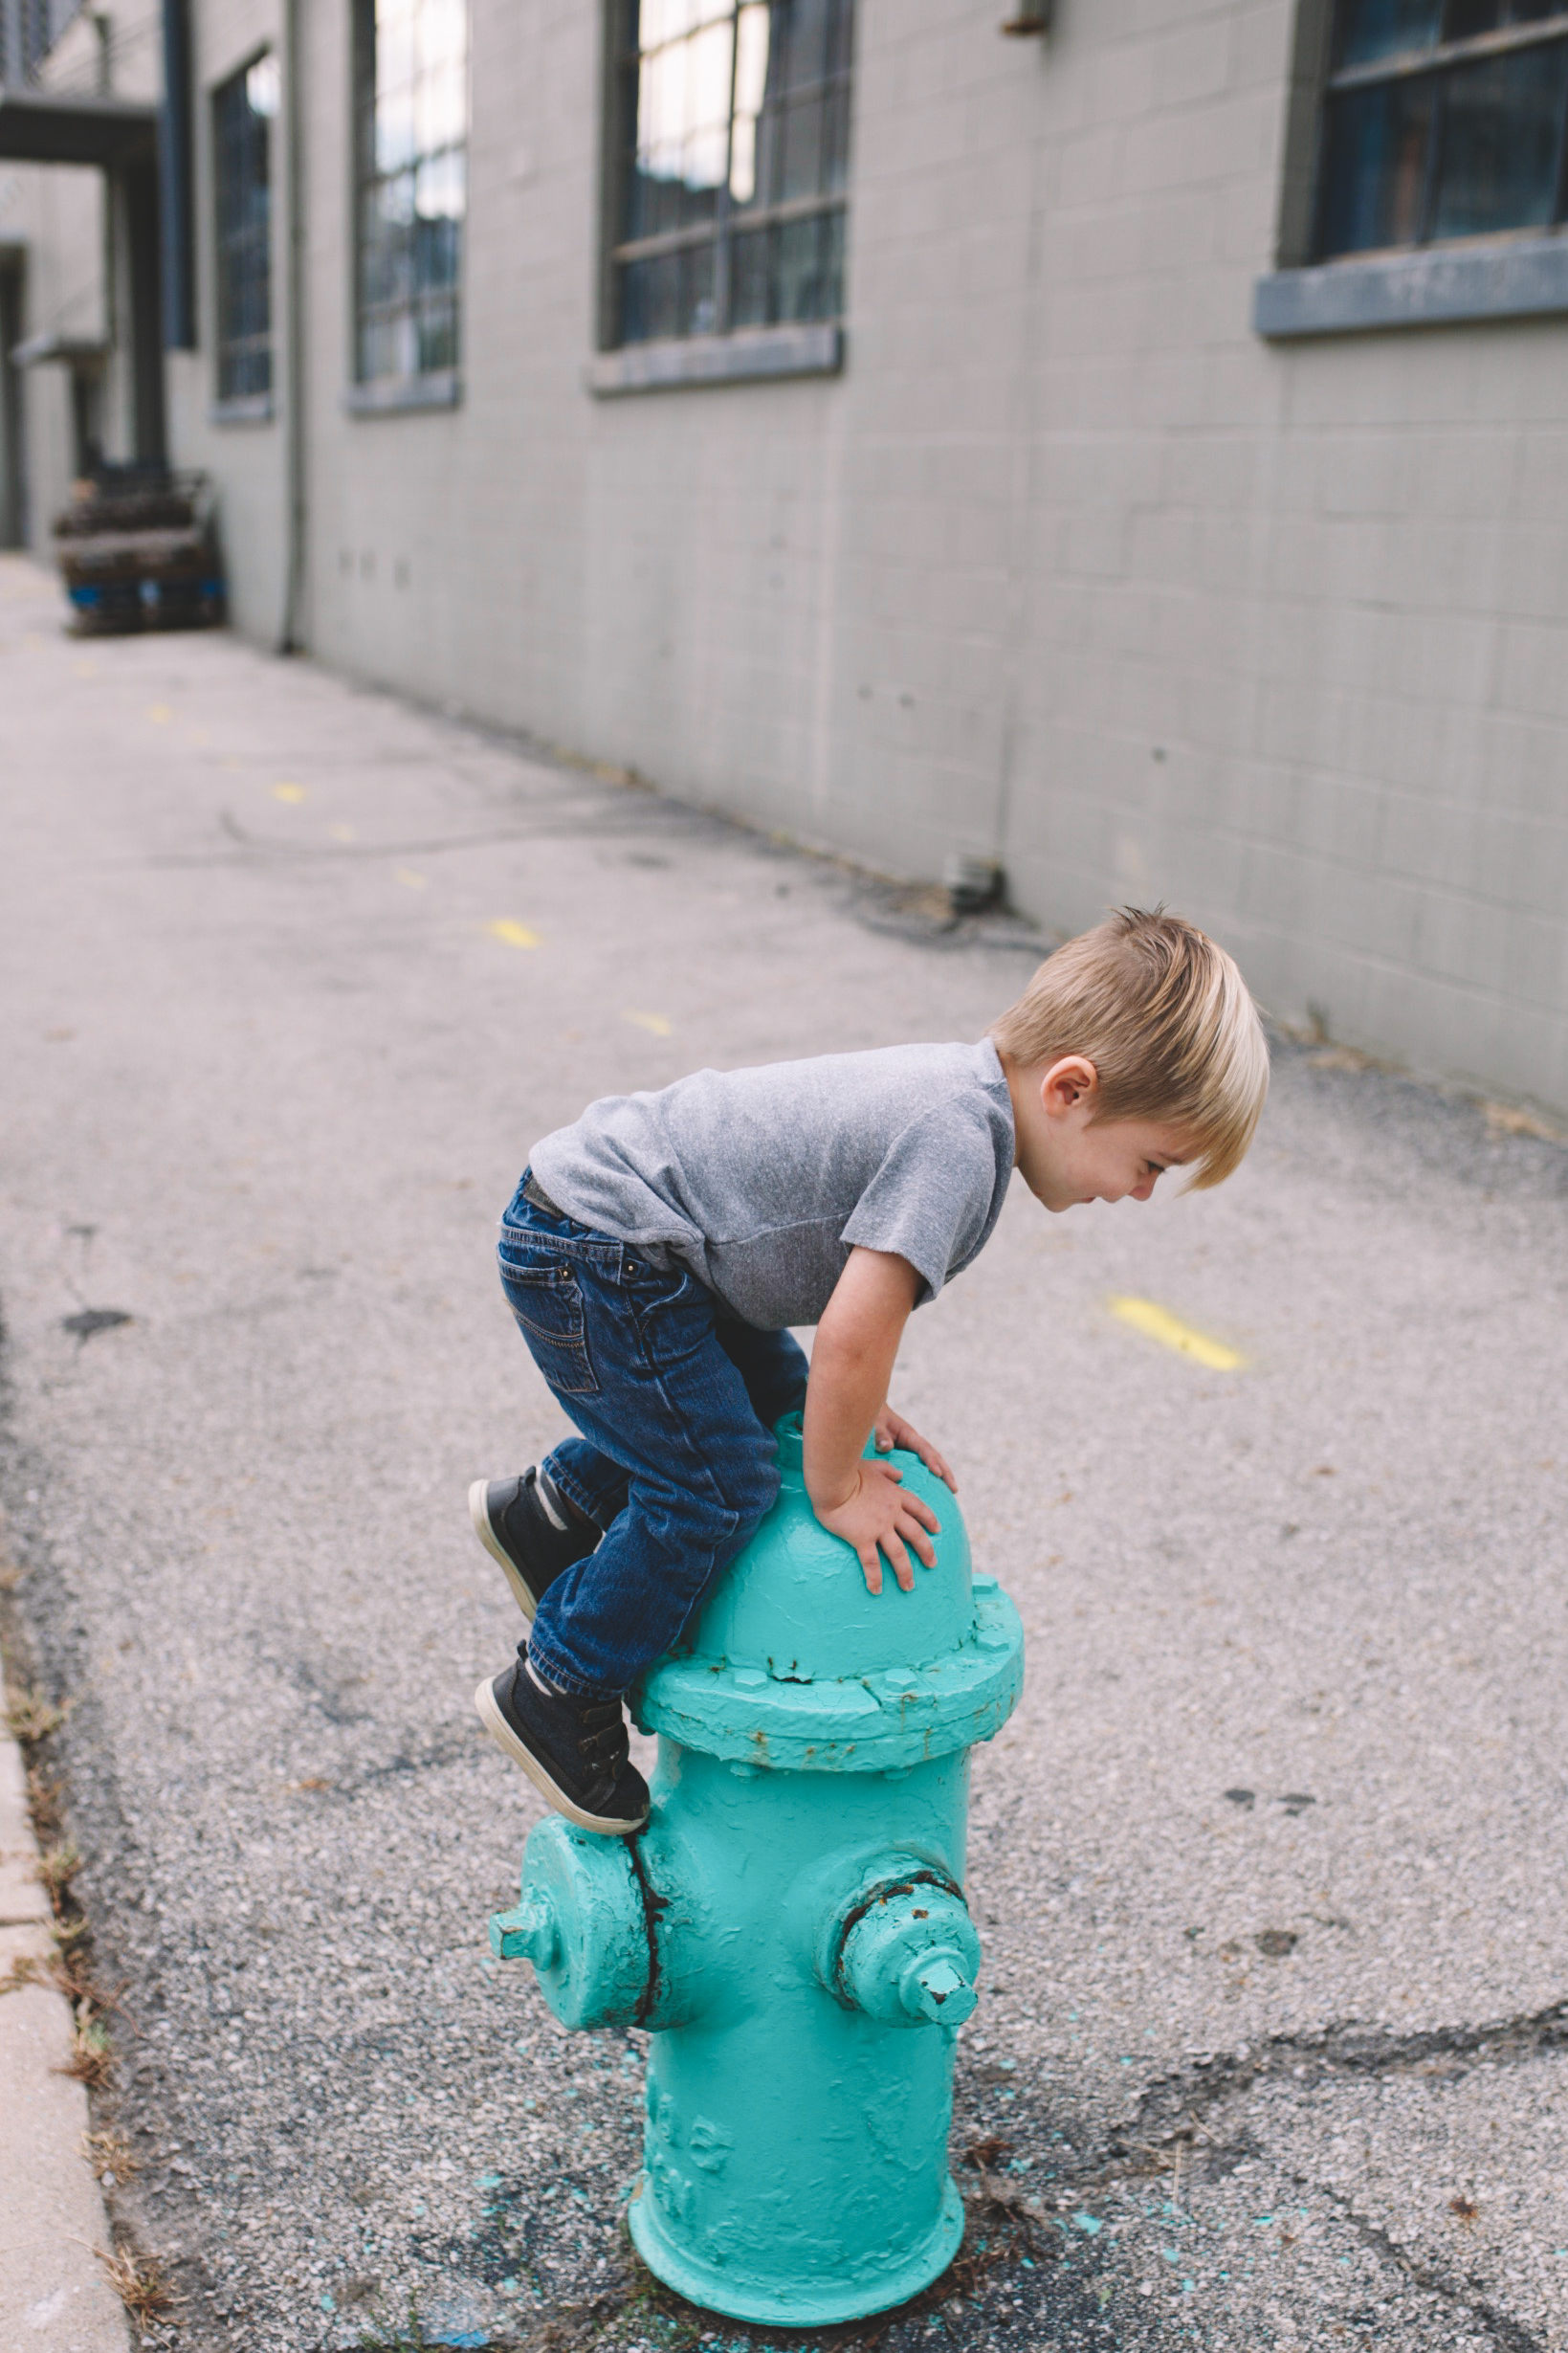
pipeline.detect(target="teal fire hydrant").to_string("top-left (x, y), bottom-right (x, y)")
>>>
top-left (488, 1414), bottom-right (1024, 2327)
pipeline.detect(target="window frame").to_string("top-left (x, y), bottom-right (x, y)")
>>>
top-left (346, 0), bottom-right (469, 415)
top-left (595, 0), bottom-right (855, 385)
top-left (1256, 0), bottom-right (1568, 338)
top-left (1311, 4), bottom-right (1568, 262)
top-left (210, 46), bottom-right (276, 422)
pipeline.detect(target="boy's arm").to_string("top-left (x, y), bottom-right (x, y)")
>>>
top-left (804, 1247), bottom-right (950, 1595)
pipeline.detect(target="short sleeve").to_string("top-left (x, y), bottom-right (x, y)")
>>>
top-left (839, 1100), bottom-right (1005, 1306)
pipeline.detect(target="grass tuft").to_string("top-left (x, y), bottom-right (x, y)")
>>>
top-left (96, 2240), bottom-right (172, 2318)
top-left (6, 1685), bottom-right (66, 1743)
top-left (37, 1841), bottom-right (80, 1899)
top-left (57, 2016), bottom-right (114, 2087)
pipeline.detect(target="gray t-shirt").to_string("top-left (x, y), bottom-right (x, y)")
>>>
top-left (529, 1040), bottom-right (1015, 1330)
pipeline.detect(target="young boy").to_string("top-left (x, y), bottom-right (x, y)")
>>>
top-left (472, 905), bottom-right (1268, 1834)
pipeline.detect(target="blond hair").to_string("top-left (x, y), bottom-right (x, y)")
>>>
top-left (989, 906), bottom-right (1269, 1188)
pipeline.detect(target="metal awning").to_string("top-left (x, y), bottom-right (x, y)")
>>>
top-left (0, 82), bottom-right (156, 166)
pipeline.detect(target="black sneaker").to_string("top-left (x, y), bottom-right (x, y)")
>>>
top-left (475, 1658), bottom-right (650, 1835)
top-left (468, 1468), bottom-right (598, 1622)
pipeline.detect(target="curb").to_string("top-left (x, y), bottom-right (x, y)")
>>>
top-left (0, 1695), bottom-right (129, 2353)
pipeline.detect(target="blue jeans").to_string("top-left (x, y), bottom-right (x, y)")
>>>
top-left (497, 1175), bottom-right (809, 1698)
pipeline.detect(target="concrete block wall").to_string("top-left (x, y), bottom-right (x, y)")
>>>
top-left (60, 0), bottom-right (1568, 1113)
top-left (1001, 0), bottom-right (1568, 1115)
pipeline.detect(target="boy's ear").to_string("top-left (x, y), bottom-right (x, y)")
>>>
top-left (1039, 1056), bottom-right (1099, 1117)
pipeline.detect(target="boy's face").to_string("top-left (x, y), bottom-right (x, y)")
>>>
top-left (1010, 1055), bottom-right (1192, 1213)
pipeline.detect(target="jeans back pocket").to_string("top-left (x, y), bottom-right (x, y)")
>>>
top-left (499, 1255), bottom-right (599, 1397)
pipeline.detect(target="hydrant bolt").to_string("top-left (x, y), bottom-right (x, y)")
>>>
top-left (904, 1954), bottom-right (976, 2026)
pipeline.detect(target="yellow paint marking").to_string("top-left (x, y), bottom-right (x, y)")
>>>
top-left (1109, 1296), bottom-right (1244, 1371)
top-left (623, 1010), bottom-right (673, 1037)
top-left (269, 782), bottom-right (307, 804)
top-left (487, 919), bottom-right (541, 950)
top-left (395, 868), bottom-right (427, 890)
top-left (145, 703), bottom-right (172, 724)
top-left (73, 659), bottom-right (97, 678)
top-left (329, 823), bottom-right (355, 843)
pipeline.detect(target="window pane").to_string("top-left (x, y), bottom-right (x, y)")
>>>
top-left (1316, 75), bottom-right (1436, 252)
top-left (618, 238), bottom-right (718, 341)
top-left (1336, 0), bottom-right (1443, 66)
top-left (779, 91), bottom-right (826, 198)
top-left (774, 209), bottom-right (825, 317)
top-left (730, 222), bottom-right (772, 322)
top-left (1447, 0), bottom-right (1563, 30)
top-left (821, 201), bottom-right (845, 316)
top-left (1430, 42), bottom-right (1568, 236)
top-left (214, 55), bottom-right (274, 402)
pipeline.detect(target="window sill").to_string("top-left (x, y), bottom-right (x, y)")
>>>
top-left (209, 393), bottom-right (274, 427)
top-left (1255, 233), bottom-right (1568, 339)
top-left (588, 321), bottom-right (842, 397)
top-left (341, 369), bottom-right (462, 417)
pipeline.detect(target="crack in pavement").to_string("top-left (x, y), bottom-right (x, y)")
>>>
top-left (1272, 2164), bottom-right (1550, 2353)
top-left (1119, 1995), bottom-right (1568, 2142)
top-left (982, 2005), bottom-right (1568, 2349)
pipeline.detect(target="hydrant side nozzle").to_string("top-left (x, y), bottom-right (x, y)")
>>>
top-left (490, 1888), bottom-right (559, 1967)
top-left (832, 1873), bottom-right (982, 2030)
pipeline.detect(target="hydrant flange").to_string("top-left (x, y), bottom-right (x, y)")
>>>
top-left (632, 1574), bottom-right (1022, 1772)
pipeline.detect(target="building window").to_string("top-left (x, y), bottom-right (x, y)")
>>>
top-left (212, 54), bottom-right (277, 405)
top-left (607, 0), bottom-right (855, 348)
top-left (1, 0), bottom-right (87, 83)
top-left (1314, 1), bottom-right (1568, 259)
top-left (353, 0), bottom-right (467, 384)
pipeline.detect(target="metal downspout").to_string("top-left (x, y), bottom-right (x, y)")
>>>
top-left (279, 0), bottom-right (306, 652)
top-left (159, 0), bottom-right (195, 350)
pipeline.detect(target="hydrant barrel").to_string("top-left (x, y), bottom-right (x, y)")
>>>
top-left (487, 1413), bottom-right (1024, 2327)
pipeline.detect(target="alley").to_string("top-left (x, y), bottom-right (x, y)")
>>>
top-left (2, 554), bottom-right (1567, 2352)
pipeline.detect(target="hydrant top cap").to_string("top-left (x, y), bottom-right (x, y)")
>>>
top-left (680, 1413), bottom-right (974, 1685)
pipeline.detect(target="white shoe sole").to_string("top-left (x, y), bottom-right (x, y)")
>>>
top-left (473, 1676), bottom-right (649, 1837)
top-left (468, 1478), bottom-right (539, 1623)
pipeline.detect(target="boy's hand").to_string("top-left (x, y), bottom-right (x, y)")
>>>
top-left (805, 1248), bottom-right (952, 1594)
top-left (813, 1457), bottom-right (941, 1596)
top-left (872, 1407), bottom-right (957, 1492)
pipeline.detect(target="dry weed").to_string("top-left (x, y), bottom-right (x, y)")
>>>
top-left (5, 1686), bottom-right (66, 1743)
top-left (83, 2127), bottom-right (139, 2183)
top-left (1484, 1100), bottom-right (1564, 1143)
top-left (95, 2241), bottom-right (171, 2318)
top-left (1307, 1043), bottom-right (1380, 1074)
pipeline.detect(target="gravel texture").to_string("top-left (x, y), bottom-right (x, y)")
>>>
top-left (2, 552), bottom-right (1566, 2351)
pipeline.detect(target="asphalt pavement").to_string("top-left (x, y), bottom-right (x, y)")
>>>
top-left (2, 550), bottom-right (1567, 2353)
